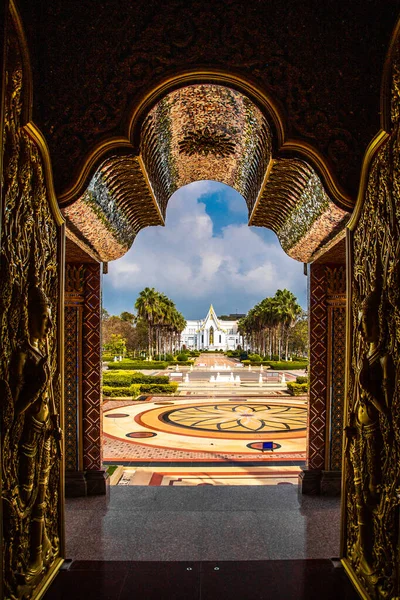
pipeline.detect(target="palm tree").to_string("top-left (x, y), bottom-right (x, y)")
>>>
top-left (273, 289), bottom-right (302, 359)
top-left (259, 297), bottom-right (280, 358)
top-left (134, 289), bottom-right (187, 358)
top-left (239, 290), bottom-right (302, 359)
top-left (134, 287), bottom-right (159, 359)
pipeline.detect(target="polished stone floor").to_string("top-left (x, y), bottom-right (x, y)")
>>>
top-left (44, 559), bottom-right (359, 599)
top-left (65, 486), bottom-right (341, 561)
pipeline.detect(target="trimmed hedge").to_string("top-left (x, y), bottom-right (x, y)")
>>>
top-left (287, 382), bottom-right (308, 396)
top-left (103, 384), bottom-right (141, 398)
top-left (263, 361), bottom-right (308, 370)
top-left (103, 382), bottom-right (178, 397)
top-left (241, 360), bottom-right (272, 367)
top-left (138, 383), bottom-right (178, 394)
top-left (103, 371), bottom-right (170, 386)
top-left (296, 376), bottom-right (308, 384)
top-left (170, 360), bottom-right (193, 366)
top-left (107, 361), bottom-right (169, 370)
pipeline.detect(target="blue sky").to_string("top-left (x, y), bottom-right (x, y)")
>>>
top-left (103, 181), bottom-right (307, 319)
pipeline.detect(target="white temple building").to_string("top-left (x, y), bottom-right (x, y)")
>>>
top-left (180, 305), bottom-right (242, 350)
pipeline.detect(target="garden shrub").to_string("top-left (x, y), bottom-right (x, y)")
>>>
top-left (170, 360), bottom-right (193, 366)
top-left (286, 382), bottom-right (309, 396)
top-left (263, 361), bottom-right (308, 370)
top-left (296, 376), bottom-right (308, 384)
top-left (139, 383), bottom-right (178, 394)
top-left (103, 384), bottom-right (141, 398)
top-left (176, 353), bottom-right (188, 362)
top-left (106, 361), bottom-right (168, 370)
top-left (248, 353), bottom-right (262, 363)
top-left (242, 360), bottom-right (250, 365)
top-left (103, 372), bottom-right (133, 386)
top-left (103, 371), bottom-right (169, 386)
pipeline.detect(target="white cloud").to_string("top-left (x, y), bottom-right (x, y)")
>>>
top-left (104, 182), bottom-right (307, 318)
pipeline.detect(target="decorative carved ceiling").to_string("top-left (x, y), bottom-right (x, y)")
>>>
top-left (63, 155), bottom-right (163, 262)
top-left (19, 0), bottom-right (400, 201)
top-left (141, 85), bottom-right (271, 216)
top-left (65, 83), bottom-right (350, 263)
top-left (250, 159), bottom-right (349, 262)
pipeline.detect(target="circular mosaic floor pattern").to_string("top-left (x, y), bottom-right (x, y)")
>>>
top-left (103, 399), bottom-right (307, 455)
top-left (161, 403), bottom-right (306, 434)
top-left (137, 402), bottom-right (306, 440)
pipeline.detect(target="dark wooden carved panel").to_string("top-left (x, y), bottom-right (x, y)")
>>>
top-left (0, 13), bottom-right (64, 599)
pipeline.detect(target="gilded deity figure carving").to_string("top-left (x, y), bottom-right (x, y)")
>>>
top-left (11, 285), bottom-right (62, 584)
top-left (346, 284), bottom-right (393, 578)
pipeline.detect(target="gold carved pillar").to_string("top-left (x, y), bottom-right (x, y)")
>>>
top-left (0, 5), bottom-right (65, 598)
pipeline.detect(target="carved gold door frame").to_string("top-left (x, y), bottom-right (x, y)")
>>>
top-left (0, 2), bottom-right (66, 599)
top-left (340, 18), bottom-right (400, 594)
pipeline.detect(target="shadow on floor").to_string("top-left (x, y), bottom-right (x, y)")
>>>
top-left (44, 559), bottom-right (359, 600)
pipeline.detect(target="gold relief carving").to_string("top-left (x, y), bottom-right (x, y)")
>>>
top-left (344, 48), bottom-right (400, 596)
top-left (0, 19), bottom-right (62, 600)
top-left (178, 126), bottom-right (236, 157)
top-left (65, 264), bottom-right (85, 294)
top-left (346, 275), bottom-right (393, 583)
top-left (326, 266), bottom-right (346, 296)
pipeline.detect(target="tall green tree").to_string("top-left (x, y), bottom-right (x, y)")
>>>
top-left (134, 288), bottom-right (186, 358)
top-left (238, 289), bottom-right (303, 359)
top-left (273, 289), bottom-right (302, 359)
top-left (135, 287), bottom-right (160, 359)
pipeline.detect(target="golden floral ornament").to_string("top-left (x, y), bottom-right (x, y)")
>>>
top-left (178, 126), bottom-right (236, 158)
